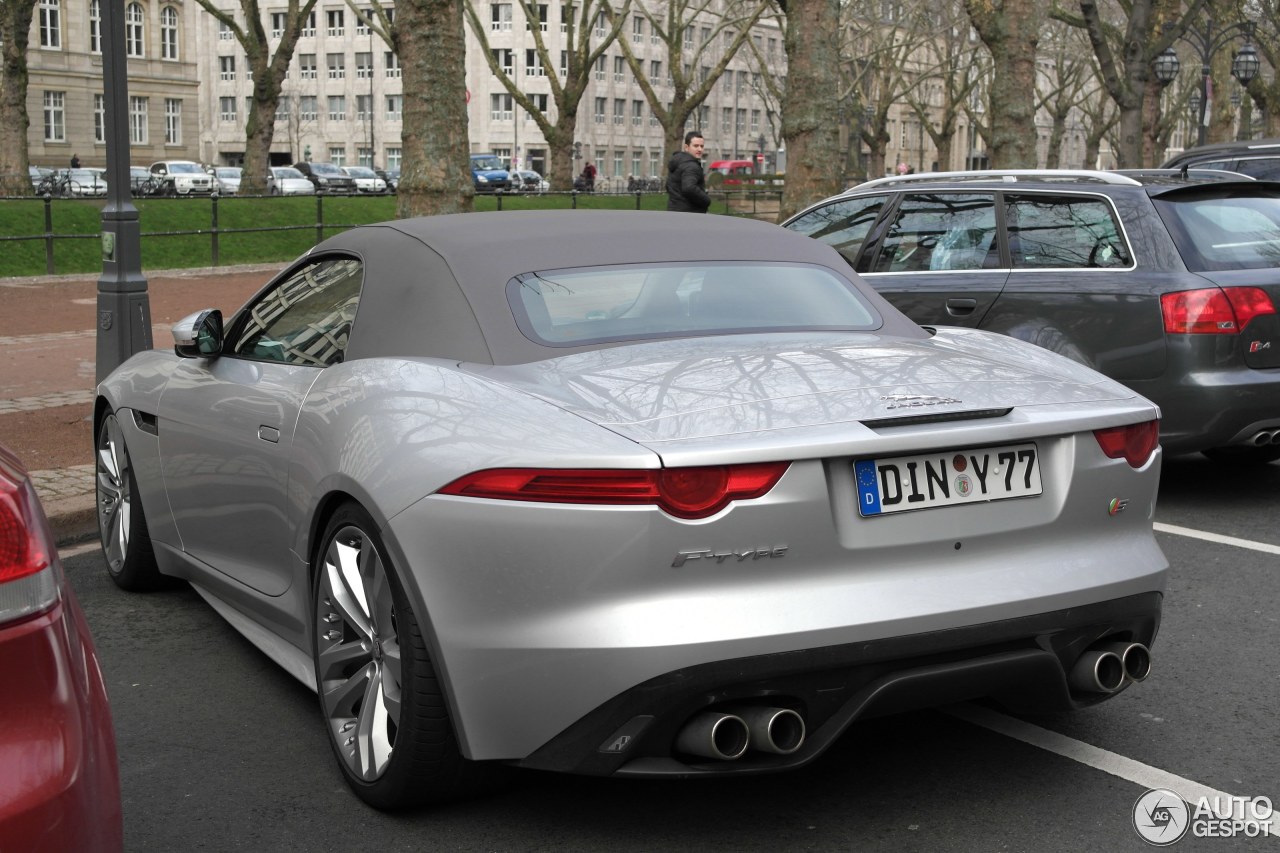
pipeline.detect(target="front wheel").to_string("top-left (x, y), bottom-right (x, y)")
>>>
top-left (96, 412), bottom-right (163, 590)
top-left (312, 503), bottom-right (493, 809)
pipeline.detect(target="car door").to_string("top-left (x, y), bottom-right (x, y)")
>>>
top-left (158, 255), bottom-right (363, 596)
top-left (860, 191), bottom-right (1008, 328)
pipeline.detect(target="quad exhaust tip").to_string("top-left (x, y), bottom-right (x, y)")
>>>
top-left (1068, 642), bottom-right (1152, 693)
top-left (1249, 429), bottom-right (1280, 446)
top-left (675, 706), bottom-right (806, 760)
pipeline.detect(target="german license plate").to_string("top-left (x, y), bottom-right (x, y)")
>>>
top-left (854, 443), bottom-right (1042, 517)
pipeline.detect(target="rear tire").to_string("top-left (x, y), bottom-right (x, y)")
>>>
top-left (1201, 444), bottom-right (1280, 465)
top-left (96, 412), bottom-right (164, 590)
top-left (312, 502), bottom-right (495, 809)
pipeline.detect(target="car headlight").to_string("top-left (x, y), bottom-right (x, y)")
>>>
top-left (476, 175), bottom-right (489, 183)
top-left (318, 177), bottom-right (329, 184)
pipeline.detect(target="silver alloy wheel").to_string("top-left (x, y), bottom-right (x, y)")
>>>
top-left (96, 413), bottom-right (132, 571)
top-left (316, 524), bottom-right (403, 782)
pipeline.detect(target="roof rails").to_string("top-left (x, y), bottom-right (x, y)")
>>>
top-left (851, 169), bottom-right (1143, 191)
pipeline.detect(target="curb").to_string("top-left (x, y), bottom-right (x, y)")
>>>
top-left (46, 493), bottom-right (99, 547)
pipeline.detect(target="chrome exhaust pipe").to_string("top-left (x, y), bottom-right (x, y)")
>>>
top-left (675, 712), bottom-right (750, 761)
top-left (1068, 649), bottom-right (1126, 693)
top-left (1249, 429), bottom-right (1280, 446)
top-left (729, 706), bottom-right (806, 755)
top-left (1101, 641), bottom-right (1152, 682)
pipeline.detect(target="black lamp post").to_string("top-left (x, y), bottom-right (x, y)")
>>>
top-left (756, 133), bottom-right (766, 174)
top-left (1174, 20), bottom-right (1259, 148)
top-left (96, 0), bottom-right (151, 382)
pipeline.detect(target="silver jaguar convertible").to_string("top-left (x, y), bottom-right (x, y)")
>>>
top-left (95, 211), bottom-right (1167, 808)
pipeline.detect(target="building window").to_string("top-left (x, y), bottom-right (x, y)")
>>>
top-left (355, 8), bottom-right (370, 34)
top-left (632, 151), bottom-right (642, 175)
top-left (270, 12), bottom-right (285, 37)
top-left (631, 15), bottom-right (642, 42)
top-left (560, 49), bottom-right (567, 76)
top-left (327, 95), bottom-right (346, 121)
top-left (721, 107), bottom-right (731, 134)
top-left (125, 3), bottom-right (144, 57)
top-left (751, 109), bottom-right (760, 133)
top-left (613, 55), bottom-right (624, 82)
top-left (492, 48), bottom-right (512, 75)
top-left (525, 3), bottom-right (547, 31)
top-left (649, 59), bottom-right (660, 80)
top-left (632, 100), bottom-right (642, 126)
top-left (329, 146), bottom-right (346, 166)
top-left (89, 0), bottom-right (100, 53)
top-left (386, 147), bottom-right (401, 169)
top-left (274, 95), bottom-right (290, 122)
top-left (385, 94), bottom-right (402, 121)
top-left (355, 147), bottom-right (371, 166)
top-left (525, 49), bottom-right (544, 76)
top-left (299, 95), bottom-right (317, 120)
top-left (384, 51), bottom-right (400, 78)
top-left (613, 150), bottom-right (623, 177)
top-left (94, 93), bottom-right (105, 142)
top-left (129, 96), bottom-right (147, 144)
top-left (491, 2), bottom-right (511, 31)
top-left (527, 93), bottom-right (548, 120)
top-left (490, 93), bottom-right (512, 121)
top-left (161, 7), bottom-right (178, 60)
top-left (326, 9), bottom-right (344, 36)
top-left (593, 97), bottom-right (605, 124)
top-left (219, 20), bottom-right (232, 40)
top-left (301, 11), bottom-right (315, 37)
top-left (356, 94), bottom-right (372, 121)
top-left (594, 55), bottom-right (605, 81)
top-left (649, 151), bottom-right (660, 176)
top-left (43, 91), bottom-right (65, 141)
top-left (355, 51), bottom-right (372, 78)
top-left (613, 98), bottom-right (624, 125)
top-left (219, 56), bottom-right (236, 81)
top-left (220, 96), bottom-right (237, 121)
top-left (164, 99), bottom-right (182, 144)
top-left (299, 54), bottom-right (316, 79)
top-left (327, 53), bottom-right (345, 79)
top-left (39, 0), bottom-right (61, 48)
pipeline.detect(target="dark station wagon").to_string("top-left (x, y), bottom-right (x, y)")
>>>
top-left (784, 169), bottom-right (1280, 464)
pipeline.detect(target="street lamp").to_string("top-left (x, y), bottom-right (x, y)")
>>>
top-left (1152, 47), bottom-right (1180, 86)
top-left (1174, 19), bottom-right (1258, 147)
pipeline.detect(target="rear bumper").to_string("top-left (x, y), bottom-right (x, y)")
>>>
top-left (517, 591), bottom-right (1162, 777)
top-left (1131, 363), bottom-right (1280, 454)
top-left (0, 592), bottom-right (123, 852)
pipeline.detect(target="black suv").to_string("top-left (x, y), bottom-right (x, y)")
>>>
top-left (783, 169), bottom-right (1280, 463)
top-left (1161, 138), bottom-right (1280, 180)
top-left (292, 161), bottom-right (357, 194)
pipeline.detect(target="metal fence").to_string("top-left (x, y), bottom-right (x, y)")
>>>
top-left (0, 187), bottom-right (784, 277)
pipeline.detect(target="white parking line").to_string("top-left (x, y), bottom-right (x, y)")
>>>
top-left (948, 704), bottom-right (1279, 838)
top-left (1155, 522), bottom-right (1280, 556)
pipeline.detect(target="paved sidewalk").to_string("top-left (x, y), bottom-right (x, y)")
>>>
top-left (1, 264), bottom-right (274, 544)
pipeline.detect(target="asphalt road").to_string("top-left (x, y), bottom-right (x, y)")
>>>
top-left (63, 454), bottom-right (1280, 852)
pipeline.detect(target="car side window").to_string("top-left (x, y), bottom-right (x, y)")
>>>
top-left (785, 195), bottom-right (886, 259)
top-left (1005, 194), bottom-right (1132, 269)
top-left (231, 256), bottom-right (364, 366)
top-left (870, 193), bottom-right (998, 273)
top-left (1230, 157), bottom-right (1280, 180)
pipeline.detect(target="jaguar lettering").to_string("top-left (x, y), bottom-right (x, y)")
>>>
top-left (880, 394), bottom-right (963, 409)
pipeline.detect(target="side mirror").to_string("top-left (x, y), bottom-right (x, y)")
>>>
top-left (172, 309), bottom-right (224, 359)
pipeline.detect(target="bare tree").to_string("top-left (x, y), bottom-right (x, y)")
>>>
top-left (0, 0), bottom-right (37, 195)
top-left (902, 0), bottom-right (987, 172)
top-left (194, 0), bottom-right (319, 194)
top-left (609, 0), bottom-right (772, 166)
top-left (775, 0), bottom-right (842, 219)
top-left (856, 22), bottom-right (928, 179)
top-left (965, 0), bottom-right (1044, 167)
top-left (1035, 22), bottom-right (1094, 168)
top-left (464, 0), bottom-right (628, 190)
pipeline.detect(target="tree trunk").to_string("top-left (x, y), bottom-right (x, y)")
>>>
top-left (778, 0), bottom-right (843, 221)
top-left (0, 0), bottom-right (36, 196)
top-left (242, 88), bottom-right (280, 196)
top-left (396, 0), bottom-right (473, 217)
top-left (1141, 76), bottom-right (1164, 166)
top-left (966, 0), bottom-right (1041, 167)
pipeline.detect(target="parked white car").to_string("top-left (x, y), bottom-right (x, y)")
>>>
top-left (149, 160), bottom-right (215, 195)
top-left (213, 167), bottom-right (243, 195)
top-left (342, 166), bottom-right (388, 194)
top-left (268, 166), bottom-right (317, 196)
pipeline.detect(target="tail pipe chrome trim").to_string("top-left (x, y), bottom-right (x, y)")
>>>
top-left (729, 706), bottom-right (807, 755)
top-left (1101, 641), bottom-right (1152, 682)
top-left (1249, 429), bottom-right (1280, 446)
top-left (674, 712), bottom-right (750, 761)
top-left (1068, 649), bottom-right (1126, 693)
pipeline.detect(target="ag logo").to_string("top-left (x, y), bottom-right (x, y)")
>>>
top-left (1133, 788), bottom-right (1190, 845)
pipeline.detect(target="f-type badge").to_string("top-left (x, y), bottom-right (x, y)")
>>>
top-left (672, 546), bottom-right (788, 568)
top-left (1108, 498), bottom-right (1129, 516)
top-left (880, 394), bottom-right (962, 409)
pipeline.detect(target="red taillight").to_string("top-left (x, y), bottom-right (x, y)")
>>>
top-left (1161, 287), bottom-right (1276, 334)
top-left (438, 462), bottom-right (790, 519)
top-left (0, 470), bottom-right (52, 585)
top-left (1094, 420), bottom-right (1160, 468)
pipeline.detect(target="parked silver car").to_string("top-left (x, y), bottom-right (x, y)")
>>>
top-left (95, 211), bottom-right (1165, 810)
top-left (213, 167), bottom-right (243, 195)
top-left (341, 166), bottom-right (387, 194)
top-left (268, 166), bottom-right (316, 196)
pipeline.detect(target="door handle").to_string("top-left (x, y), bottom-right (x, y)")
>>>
top-left (946, 298), bottom-right (978, 316)
top-left (258, 425), bottom-right (280, 443)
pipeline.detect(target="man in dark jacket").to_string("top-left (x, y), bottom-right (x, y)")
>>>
top-left (666, 132), bottom-right (711, 213)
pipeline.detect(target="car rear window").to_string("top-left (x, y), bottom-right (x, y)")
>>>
top-left (508, 262), bottom-right (881, 347)
top-left (1156, 194), bottom-right (1280, 271)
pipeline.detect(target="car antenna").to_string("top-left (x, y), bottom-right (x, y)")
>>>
top-left (1181, 164), bottom-right (1189, 180)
